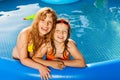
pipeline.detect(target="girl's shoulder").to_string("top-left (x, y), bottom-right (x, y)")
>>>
top-left (17, 27), bottom-right (31, 42)
top-left (20, 27), bottom-right (31, 35)
top-left (67, 39), bottom-right (76, 48)
top-left (68, 39), bottom-right (76, 44)
top-left (19, 27), bottom-right (31, 37)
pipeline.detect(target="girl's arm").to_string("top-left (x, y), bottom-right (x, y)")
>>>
top-left (62, 40), bottom-right (86, 68)
top-left (32, 44), bottom-right (65, 70)
top-left (16, 29), bottom-right (50, 79)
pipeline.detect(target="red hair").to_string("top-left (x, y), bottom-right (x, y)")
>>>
top-left (50, 18), bottom-right (71, 55)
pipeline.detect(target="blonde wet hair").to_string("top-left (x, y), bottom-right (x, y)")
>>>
top-left (28, 7), bottom-right (57, 53)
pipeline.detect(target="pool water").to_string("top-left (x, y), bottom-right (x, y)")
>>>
top-left (0, 0), bottom-right (120, 64)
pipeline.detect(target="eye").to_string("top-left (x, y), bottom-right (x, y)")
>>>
top-left (48, 21), bottom-right (53, 25)
top-left (40, 20), bottom-right (45, 23)
top-left (55, 30), bottom-right (60, 33)
top-left (63, 30), bottom-right (68, 34)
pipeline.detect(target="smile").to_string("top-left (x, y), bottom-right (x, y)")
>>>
top-left (41, 27), bottom-right (48, 32)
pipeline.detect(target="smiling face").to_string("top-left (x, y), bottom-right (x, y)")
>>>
top-left (38, 13), bottom-right (53, 36)
top-left (54, 23), bottom-right (69, 43)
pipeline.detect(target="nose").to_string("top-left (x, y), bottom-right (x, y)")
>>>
top-left (44, 21), bottom-right (49, 26)
top-left (59, 31), bottom-right (64, 35)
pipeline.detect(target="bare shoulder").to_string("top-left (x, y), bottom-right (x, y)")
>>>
top-left (67, 39), bottom-right (80, 52)
top-left (16, 27), bottom-right (31, 45)
top-left (18, 27), bottom-right (31, 38)
top-left (20, 27), bottom-right (31, 35)
top-left (67, 39), bottom-right (76, 49)
top-left (15, 27), bottom-right (31, 48)
top-left (67, 39), bottom-right (76, 47)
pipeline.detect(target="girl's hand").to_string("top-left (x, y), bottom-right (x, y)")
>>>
top-left (38, 65), bottom-right (51, 80)
top-left (50, 60), bottom-right (65, 70)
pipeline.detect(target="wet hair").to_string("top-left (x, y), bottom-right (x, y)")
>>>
top-left (28, 7), bottom-right (57, 53)
top-left (51, 18), bottom-right (71, 55)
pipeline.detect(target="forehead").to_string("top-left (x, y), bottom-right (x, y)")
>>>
top-left (46, 13), bottom-right (52, 17)
top-left (46, 13), bottom-right (53, 19)
top-left (41, 13), bottom-right (53, 21)
top-left (56, 23), bottom-right (68, 30)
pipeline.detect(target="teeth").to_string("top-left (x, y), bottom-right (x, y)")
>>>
top-left (42, 27), bottom-right (47, 31)
top-left (58, 37), bottom-right (63, 39)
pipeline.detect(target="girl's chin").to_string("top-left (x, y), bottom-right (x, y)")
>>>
top-left (40, 31), bottom-right (49, 35)
top-left (39, 32), bottom-right (46, 36)
top-left (56, 40), bottom-right (64, 43)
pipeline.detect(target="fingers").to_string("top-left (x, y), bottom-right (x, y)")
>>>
top-left (50, 60), bottom-right (66, 70)
top-left (48, 74), bottom-right (52, 79)
top-left (61, 63), bottom-right (65, 68)
top-left (58, 61), bottom-right (66, 69)
top-left (41, 74), bottom-right (51, 80)
top-left (40, 71), bottom-right (52, 80)
top-left (53, 60), bottom-right (65, 69)
top-left (41, 74), bottom-right (48, 80)
top-left (47, 68), bottom-right (51, 72)
top-left (56, 62), bottom-right (65, 70)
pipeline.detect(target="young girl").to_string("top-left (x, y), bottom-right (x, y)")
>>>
top-left (12, 7), bottom-right (58, 80)
top-left (32, 18), bottom-right (86, 71)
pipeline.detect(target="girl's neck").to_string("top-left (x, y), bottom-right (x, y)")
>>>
top-left (39, 30), bottom-right (46, 37)
top-left (39, 33), bottom-right (44, 37)
top-left (39, 33), bottom-right (44, 39)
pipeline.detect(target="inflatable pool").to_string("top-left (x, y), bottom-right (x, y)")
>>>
top-left (0, 57), bottom-right (120, 80)
top-left (41, 0), bottom-right (80, 4)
